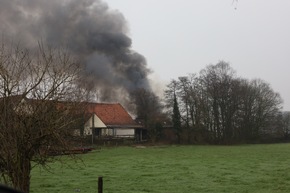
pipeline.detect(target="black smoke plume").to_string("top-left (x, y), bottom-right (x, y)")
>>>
top-left (0, 0), bottom-right (151, 102)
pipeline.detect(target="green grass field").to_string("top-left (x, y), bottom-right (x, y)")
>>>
top-left (31, 143), bottom-right (290, 193)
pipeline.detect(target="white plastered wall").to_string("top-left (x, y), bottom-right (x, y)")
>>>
top-left (84, 114), bottom-right (106, 135)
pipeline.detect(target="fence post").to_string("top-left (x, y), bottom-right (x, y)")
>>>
top-left (98, 176), bottom-right (103, 193)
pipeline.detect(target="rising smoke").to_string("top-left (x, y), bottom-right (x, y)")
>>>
top-left (0, 0), bottom-right (151, 102)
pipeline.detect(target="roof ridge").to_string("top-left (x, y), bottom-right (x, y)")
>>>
top-left (87, 102), bottom-right (120, 105)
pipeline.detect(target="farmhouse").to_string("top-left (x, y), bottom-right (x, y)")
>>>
top-left (2, 95), bottom-right (145, 142)
top-left (82, 103), bottom-right (146, 142)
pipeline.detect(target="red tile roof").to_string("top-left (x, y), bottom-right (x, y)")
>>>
top-left (87, 103), bottom-right (137, 126)
top-left (2, 96), bottom-right (139, 127)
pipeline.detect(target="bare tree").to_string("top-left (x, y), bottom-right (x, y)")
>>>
top-left (199, 61), bottom-right (237, 143)
top-left (281, 112), bottom-right (290, 140)
top-left (131, 88), bottom-right (165, 143)
top-left (171, 75), bottom-right (204, 143)
top-left (249, 79), bottom-right (282, 138)
top-left (272, 111), bottom-right (290, 141)
top-left (176, 76), bottom-right (191, 130)
top-left (0, 42), bottom-right (89, 193)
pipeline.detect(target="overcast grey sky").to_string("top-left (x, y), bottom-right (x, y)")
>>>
top-left (104, 0), bottom-right (290, 110)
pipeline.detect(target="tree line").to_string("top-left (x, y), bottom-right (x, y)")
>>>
top-left (133, 61), bottom-right (290, 144)
top-left (164, 61), bottom-right (289, 144)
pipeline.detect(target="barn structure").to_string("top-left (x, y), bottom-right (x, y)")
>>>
top-left (82, 103), bottom-right (146, 142)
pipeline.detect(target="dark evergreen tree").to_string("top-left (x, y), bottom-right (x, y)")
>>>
top-left (172, 92), bottom-right (182, 143)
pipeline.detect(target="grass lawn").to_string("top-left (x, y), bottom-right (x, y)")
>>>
top-left (31, 143), bottom-right (290, 193)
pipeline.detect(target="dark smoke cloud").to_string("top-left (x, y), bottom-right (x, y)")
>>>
top-left (0, 0), bottom-right (151, 102)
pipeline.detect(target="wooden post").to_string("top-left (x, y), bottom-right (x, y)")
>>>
top-left (140, 128), bottom-right (143, 141)
top-left (98, 176), bottom-right (103, 193)
top-left (92, 114), bottom-right (95, 146)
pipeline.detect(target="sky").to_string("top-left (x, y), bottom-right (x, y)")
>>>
top-left (104, 0), bottom-right (290, 111)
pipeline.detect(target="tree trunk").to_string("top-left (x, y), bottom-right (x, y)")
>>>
top-left (11, 157), bottom-right (31, 193)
